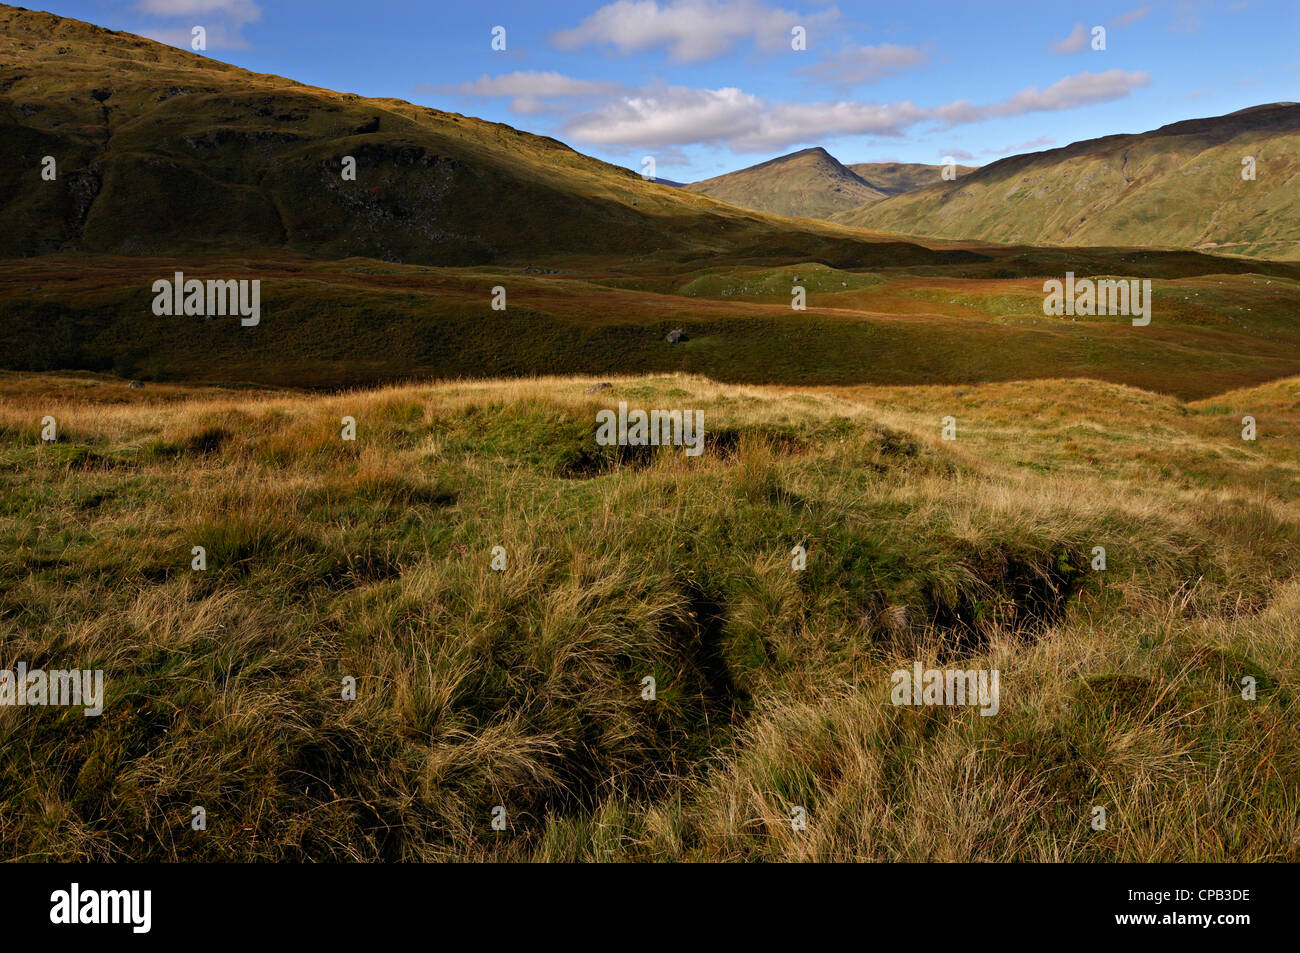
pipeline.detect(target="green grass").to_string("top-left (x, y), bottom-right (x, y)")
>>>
top-left (1, 370), bottom-right (1297, 861)
top-left (677, 263), bottom-right (887, 296)
top-left (5, 253), bottom-right (1300, 400)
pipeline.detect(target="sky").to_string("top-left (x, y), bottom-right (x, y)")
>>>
top-left (34, 0), bottom-right (1300, 181)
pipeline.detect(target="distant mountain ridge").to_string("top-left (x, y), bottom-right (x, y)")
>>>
top-left (835, 103), bottom-right (1300, 260)
top-left (685, 151), bottom-right (977, 221)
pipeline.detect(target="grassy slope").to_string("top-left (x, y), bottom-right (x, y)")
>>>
top-left (0, 5), bottom-right (931, 267)
top-left (686, 148), bottom-right (888, 221)
top-left (1, 369), bottom-right (1296, 860)
top-left (836, 104), bottom-right (1300, 261)
top-left (847, 161), bottom-right (979, 196)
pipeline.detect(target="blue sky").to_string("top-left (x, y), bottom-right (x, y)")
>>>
top-left (36, 1), bottom-right (1300, 180)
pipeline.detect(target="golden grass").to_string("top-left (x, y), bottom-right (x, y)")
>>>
top-left (0, 370), bottom-right (1296, 860)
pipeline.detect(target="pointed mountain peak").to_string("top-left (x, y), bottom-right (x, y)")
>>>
top-left (686, 147), bottom-right (886, 220)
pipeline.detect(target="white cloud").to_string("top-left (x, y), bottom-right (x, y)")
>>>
top-left (1110, 5), bottom-right (1154, 28)
top-left (981, 136), bottom-right (1056, 156)
top-left (1050, 22), bottom-right (1089, 54)
top-left (560, 70), bottom-right (1149, 152)
top-left (932, 70), bottom-right (1150, 125)
top-left (564, 85), bottom-right (789, 150)
top-left (1003, 69), bottom-right (1149, 113)
top-left (137, 0), bottom-right (259, 15)
top-left (552, 0), bottom-right (832, 63)
top-left (422, 71), bottom-right (624, 114)
top-left (561, 83), bottom-right (932, 151)
top-left (1053, 6), bottom-right (1150, 51)
top-left (137, 23), bottom-right (251, 50)
top-left (797, 43), bottom-right (928, 87)
top-left (444, 73), bottom-right (622, 98)
top-left (135, 0), bottom-right (260, 50)
top-left (649, 146), bottom-right (692, 167)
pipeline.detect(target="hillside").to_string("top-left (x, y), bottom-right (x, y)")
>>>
top-left (0, 5), bottom-right (929, 266)
top-left (685, 153), bottom-right (978, 221)
top-left (848, 161), bottom-right (978, 196)
top-left (7, 249), bottom-right (1300, 397)
top-left (835, 104), bottom-right (1300, 260)
top-left (687, 147), bottom-right (888, 220)
top-left (2, 1), bottom-right (1299, 869)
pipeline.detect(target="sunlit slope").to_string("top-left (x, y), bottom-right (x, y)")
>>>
top-left (835, 104), bottom-right (1300, 260)
top-left (847, 161), bottom-right (978, 196)
top-left (687, 148), bottom-right (888, 220)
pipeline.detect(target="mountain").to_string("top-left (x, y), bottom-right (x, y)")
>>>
top-left (848, 161), bottom-right (978, 196)
top-left (6, 5), bottom-right (1300, 400)
top-left (685, 152), bottom-right (978, 221)
top-left (834, 104), bottom-right (1300, 259)
top-left (0, 4), bottom-right (936, 267)
top-left (686, 147), bottom-right (888, 220)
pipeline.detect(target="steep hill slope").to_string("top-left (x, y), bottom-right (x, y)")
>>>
top-left (687, 147), bottom-right (888, 220)
top-left (0, 5), bottom-right (934, 266)
top-left (835, 104), bottom-right (1300, 259)
top-left (848, 161), bottom-right (977, 195)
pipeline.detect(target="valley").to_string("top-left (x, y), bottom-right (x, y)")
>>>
top-left (1, 3), bottom-right (1297, 867)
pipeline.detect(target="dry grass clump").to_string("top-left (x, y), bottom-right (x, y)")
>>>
top-left (1, 370), bottom-right (1296, 860)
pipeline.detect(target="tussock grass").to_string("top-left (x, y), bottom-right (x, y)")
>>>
top-left (1, 370), bottom-right (1297, 861)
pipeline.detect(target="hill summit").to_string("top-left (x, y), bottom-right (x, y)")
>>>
top-left (687, 147), bottom-right (889, 221)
